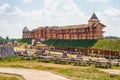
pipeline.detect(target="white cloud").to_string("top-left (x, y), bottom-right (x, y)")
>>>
top-left (8, 6), bottom-right (44, 17)
top-left (0, 20), bottom-right (24, 38)
top-left (0, 3), bottom-right (10, 14)
top-left (8, 0), bottom-right (87, 26)
top-left (44, 0), bottom-right (60, 10)
top-left (43, 0), bottom-right (87, 25)
top-left (23, 0), bottom-right (32, 4)
top-left (96, 7), bottom-right (120, 37)
top-left (0, 20), bottom-right (8, 30)
top-left (8, 6), bottom-right (23, 15)
top-left (103, 7), bottom-right (120, 16)
top-left (87, 0), bottom-right (109, 2)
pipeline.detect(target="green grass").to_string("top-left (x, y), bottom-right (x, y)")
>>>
top-left (17, 38), bottom-right (33, 44)
top-left (0, 76), bottom-right (19, 80)
top-left (0, 57), bottom-right (120, 80)
top-left (56, 67), bottom-right (120, 80)
top-left (43, 39), bottom-right (98, 48)
top-left (92, 39), bottom-right (120, 50)
top-left (43, 39), bottom-right (120, 50)
top-left (0, 56), bottom-right (21, 62)
top-left (0, 74), bottom-right (23, 80)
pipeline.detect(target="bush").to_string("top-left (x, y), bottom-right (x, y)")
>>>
top-left (18, 38), bottom-right (33, 44)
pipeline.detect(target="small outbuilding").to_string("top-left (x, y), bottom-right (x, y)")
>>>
top-left (0, 45), bottom-right (15, 58)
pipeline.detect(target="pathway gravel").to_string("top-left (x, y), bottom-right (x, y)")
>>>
top-left (0, 67), bottom-right (71, 80)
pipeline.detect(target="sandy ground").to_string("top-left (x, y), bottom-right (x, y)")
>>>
top-left (0, 67), bottom-right (71, 80)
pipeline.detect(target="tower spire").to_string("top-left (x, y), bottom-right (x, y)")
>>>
top-left (90, 13), bottom-right (99, 20)
top-left (88, 13), bottom-right (100, 27)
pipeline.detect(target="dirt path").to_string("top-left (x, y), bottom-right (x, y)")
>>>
top-left (0, 67), bottom-right (71, 80)
top-left (99, 69), bottom-right (120, 75)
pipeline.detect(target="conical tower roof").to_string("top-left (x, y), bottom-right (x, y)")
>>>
top-left (90, 13), bottom-right (99, 20)
top-left (23, 26), bottom-right (29, 32)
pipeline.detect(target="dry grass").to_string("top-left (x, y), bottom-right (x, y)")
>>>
top-left (0, 59), bottom-right (120, 80)
top-left (2, 45), bottom-right (119, 80)
top-left (0, 73), bottom-right (24, 80)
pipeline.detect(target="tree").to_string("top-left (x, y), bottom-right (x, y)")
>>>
top-left (6, 36), bottom-right (9, 41)
top-left (0, 36), bottom-right (5, 41)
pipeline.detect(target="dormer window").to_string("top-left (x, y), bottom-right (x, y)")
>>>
top-left (92, 23), bottom-right (98, 28)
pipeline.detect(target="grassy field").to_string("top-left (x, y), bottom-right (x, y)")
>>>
top-left (0, 73), bottom-right (24, 80)
top-left (0, 57), bottom-right (120, 80)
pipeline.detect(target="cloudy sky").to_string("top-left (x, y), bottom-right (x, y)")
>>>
top-left (0, 0), bottom-right (120, 38)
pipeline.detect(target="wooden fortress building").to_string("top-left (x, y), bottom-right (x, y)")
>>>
top-left (22, 13), bottom-right (106, 40)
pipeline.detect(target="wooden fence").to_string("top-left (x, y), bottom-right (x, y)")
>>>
top-left (55, 46), bottom-right (120, 59)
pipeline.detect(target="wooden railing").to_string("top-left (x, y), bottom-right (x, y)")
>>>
top-left (54, 46), bottom-right (120, 59)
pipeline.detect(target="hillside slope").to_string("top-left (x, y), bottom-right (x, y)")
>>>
top-left (92, 39), bottom-right (120, 50)
top-left (43, 39), bottom-right (98, 48)
top-left (43, 39), bottom-right (120, 50)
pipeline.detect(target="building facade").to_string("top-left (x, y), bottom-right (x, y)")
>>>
top-left (22, 13), bottom-right (106, 40)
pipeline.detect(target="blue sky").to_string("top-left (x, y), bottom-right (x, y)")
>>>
top-left (0, 0), bottom-right (120, 38)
